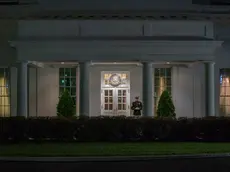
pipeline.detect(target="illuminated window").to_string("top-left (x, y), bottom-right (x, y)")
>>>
top-left (59, 68), bottom-right (76, 105)
top-left (220, 68), bottom-right (230, 116)
top-left (103, 73), bottom-right (127, 86)
top-left (154, 68), bottom-right (172, 115)
top-left (0, 68), bottom-right (10, 117)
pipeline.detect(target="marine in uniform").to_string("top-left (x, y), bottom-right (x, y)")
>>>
top-left (131, 96), bottom-right (143, 116)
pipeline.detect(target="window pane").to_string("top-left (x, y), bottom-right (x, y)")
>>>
top-left (59, 68), bottom-right (65, 77)
top-left (118, 90), bottom-right (121, 96)
top-left (220, 68), bottom-right (230, 116)
top-left (65, 68), bottom-right (71, 76)
top-left (0, 79), bottom-right (5, 87)
top-left (59, 78), bottom-right (65, 86)
top-left (221, 68), bottom-right (230, 76)
top-left (71, 68), bottom-right (76, 76)
top-left (118, 104), bottom-right (121, 110)
top-left (166, 86), bottom-right (171, 93)
top-left (166, 68), bottom-right (171, 76)
top-left (155, 68), bottom-right (160, 76)
top-left (166, 78), bottom-right (171, 86)
top-left (71, 78), bottom-right (76, 86)
top-left (154, 77), bottom-right (159, 86)
top-left (65, 78), bottom-right (71, 86)
top-left (104, 97), bottom-right (108, 103)
top-left (109, 104), bottom-right (113, 110)
top-left (109, 90), bottom-right (113, 96)
top-left (71, 87), bottom-right (76, 96)
top-left (0, 68), bottom-right (4, 77)
top-left (65, 87), bottom-right (70, 93)
top-left (220, 86), bottom-right (230, 96)
top-left (105, 104), bottom-right (108, 110)
top-left (72, 97), bottom-right (76, 105)
top-left (118, 97), bottom-right (121, 103)
top-left (0, 68), bottom-right (10, 117)
top-left (104, 90), bottom-right (108, 96)
top-left (59, 87), bottom-right (64, 95)
top-left (123, 104), bottom-right (126, 110)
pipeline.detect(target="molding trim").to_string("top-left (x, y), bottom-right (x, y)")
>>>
top-left (12, 40), bottom-right (223, 62)
top-left (28, 61), bottom-right (44, 68)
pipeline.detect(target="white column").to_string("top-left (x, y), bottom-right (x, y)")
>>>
top-left (142, 62), bottom-right (154, 116)
top-left (79, 62), bottom-right (90, 116)
top-left (17, 61), bottom-right (28, 117)
top-left (205, 62), bottom-right (215, 116)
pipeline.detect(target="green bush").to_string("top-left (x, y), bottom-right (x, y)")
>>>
top-left (2, 116), bottom-right (230, 143)
top-left (157, 90), bottom-right (176, 118)
top-left (57, 89), bottom-right (75, 117)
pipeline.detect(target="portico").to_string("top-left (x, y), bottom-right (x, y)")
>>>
top-left (3, 19), bottom-right (222, 118)
top-left (11, 59), bottom-right (218, 118)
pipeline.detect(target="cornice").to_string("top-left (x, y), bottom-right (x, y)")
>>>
top-left (13, 39), bottom-right (223, 46)
top-left (13, 39), bottom-right (223, 57)
top-left (0, 8), bottom-right (230, 21)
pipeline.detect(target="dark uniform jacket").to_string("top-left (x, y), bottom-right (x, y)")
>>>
top-left (131, 100), bottom-right (143, 116)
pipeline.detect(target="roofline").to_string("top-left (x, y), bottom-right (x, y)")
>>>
top-left (0, 10), bottom-right (229, 21)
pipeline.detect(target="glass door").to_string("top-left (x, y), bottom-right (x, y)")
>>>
top-left (101, 88), bottom-right (130, 116)
top-left (115, 89), bottom-right (130, 116)
top-left (101, 89), bottom-right (115, 115)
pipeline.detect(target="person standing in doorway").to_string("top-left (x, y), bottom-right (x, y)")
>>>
top-left (131, 96), bottom-right (143, 116)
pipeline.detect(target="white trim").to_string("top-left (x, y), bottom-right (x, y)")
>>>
top-left (28, 61), bottom-right (44, 68)
top-left (91, 62), bottom-right (141, 66)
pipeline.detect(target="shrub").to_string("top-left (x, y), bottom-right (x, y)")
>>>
top-left (157, 90), bottom-right (176, 118)
top-left (1, 116), bottom-right (230, 143)
top-left (57, 89), bottom-right (75, 117)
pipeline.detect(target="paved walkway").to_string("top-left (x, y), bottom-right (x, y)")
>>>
top-left (1, 154), bottom-right (230, 172)
top-left (1, 153), bottom-right (230, 162)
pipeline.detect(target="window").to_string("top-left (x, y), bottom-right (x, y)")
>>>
top-left (0, 68), bottom-right (10, 117)
top-left (59, 68), bottom-right (77, 105)
top-left (154, 68), bottom-right (172, 115)
top-left (103, 73), bottom-right (128, 86)
top-left (220, 68), bottom-right (230, 116)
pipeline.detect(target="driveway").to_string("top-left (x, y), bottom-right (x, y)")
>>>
top-left (1, 155), bottom-right (230, 172)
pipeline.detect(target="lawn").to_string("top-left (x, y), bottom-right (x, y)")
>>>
top-left (1, 142), bottom-right (230, 157)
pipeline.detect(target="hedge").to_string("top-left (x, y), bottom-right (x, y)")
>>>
top-left (1, 116), bottom-right (230, 143)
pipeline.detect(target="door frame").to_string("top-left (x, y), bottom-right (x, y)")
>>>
top-left (101, 71), bottom-right (130, 116)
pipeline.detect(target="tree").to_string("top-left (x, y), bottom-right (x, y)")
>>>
top-left (157, 90), bottom-right (176, 117)
top-left (57, 89), bottom-right (75, 117)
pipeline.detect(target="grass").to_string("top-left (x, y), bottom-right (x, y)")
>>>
top-left (1, 142), bottom-right (230, 157)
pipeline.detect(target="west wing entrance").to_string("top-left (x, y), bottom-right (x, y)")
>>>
top-left (101, 88), bottom-right (130, 116)
top-left (101, 71), bottom-right (130, 116)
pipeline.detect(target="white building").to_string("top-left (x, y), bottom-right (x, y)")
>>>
top-left (1, 0), bottom-right (230, 118)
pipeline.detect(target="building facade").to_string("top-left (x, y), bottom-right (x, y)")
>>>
top-left (1, 0), bottom-right (230, 118)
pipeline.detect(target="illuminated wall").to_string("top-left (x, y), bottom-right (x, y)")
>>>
top-left (220, 68), bottom-right (230, 116)
top-left (154, 68), bottom-right (172, 115)
top-left (0, 68), bottom-right (10, 117)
